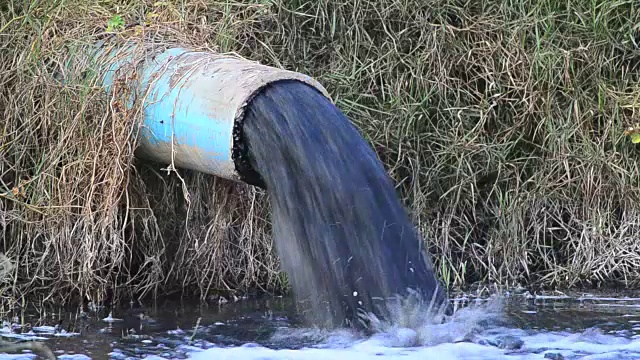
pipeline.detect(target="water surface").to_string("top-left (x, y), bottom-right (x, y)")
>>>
top-left (1, 291), bottom-right (640, 359)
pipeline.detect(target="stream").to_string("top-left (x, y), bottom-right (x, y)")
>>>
top-left (1, 291), bottom-right (640, 359)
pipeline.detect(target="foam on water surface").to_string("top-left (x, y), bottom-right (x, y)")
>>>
top-left (179, 324), bottom-right (640, 359)
top-left (149, 295), bottom-right (640, 360)
top-left (181, 321), bottom-right (640, 360)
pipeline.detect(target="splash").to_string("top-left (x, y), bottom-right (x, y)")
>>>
top-left (266, 294), bottom-right (505, 349)
top-left (239, 80), bottom-right (448, 328)
top-left (362, 292), bottom-right (505, 347)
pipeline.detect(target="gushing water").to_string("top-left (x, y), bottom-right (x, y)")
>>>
top-left (238, 80), bottom-right (448, 328)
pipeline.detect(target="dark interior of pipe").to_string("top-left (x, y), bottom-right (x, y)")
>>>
top-left (232, 108), bottom-right (266, 188)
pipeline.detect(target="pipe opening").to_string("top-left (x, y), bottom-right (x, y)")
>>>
top-left (232, 79), bottom-right (329, 190)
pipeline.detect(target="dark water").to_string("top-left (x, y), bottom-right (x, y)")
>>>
top-left (3, 292), bottom-right (640, 359)
top-left (236, 80), bottom-right (448, 329)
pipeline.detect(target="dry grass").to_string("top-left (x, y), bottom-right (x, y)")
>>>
top-left (0, 0), bottom-right (281, 305)
top-left (1, 0), bottom-right (640, 306)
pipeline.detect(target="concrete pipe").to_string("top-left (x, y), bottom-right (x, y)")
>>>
top-left (96, 43), bottom-right (331, 184)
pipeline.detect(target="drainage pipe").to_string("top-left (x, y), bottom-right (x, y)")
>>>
top-left (97, 43), bottom-right (331, 185)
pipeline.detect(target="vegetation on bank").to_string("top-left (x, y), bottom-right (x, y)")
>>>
top-left (0, 0), bottom-right (639, 305)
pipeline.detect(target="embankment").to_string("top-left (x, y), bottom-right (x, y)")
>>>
top-left (0, 0), bottom-right (639, 305)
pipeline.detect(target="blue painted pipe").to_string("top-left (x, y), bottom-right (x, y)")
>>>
top-left (96, 43), bottom-right (330, 181)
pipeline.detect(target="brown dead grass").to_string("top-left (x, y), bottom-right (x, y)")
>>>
top-left (0, 0), bottom-right (281, 306)
top-left (1, 0), bottom-right (640, 306)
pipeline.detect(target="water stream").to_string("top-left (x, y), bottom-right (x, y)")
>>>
top-left (2, 291), bottom-right (640, 359)
top-left (238, 80), bottom-right (448, 328)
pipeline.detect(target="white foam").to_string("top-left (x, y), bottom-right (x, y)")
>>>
top-left (175, 328), bottom-right (640, 360)
top-left (174, 296), bottom-right (640, 360)
top-left (31, 326), bottom-right (56, 333)
top-left (0, 332), bottom-right (48, 341)
top-left (57, 356), bottom-right (91, 360)
top-left (30, 326), bottom-right (79, 337)
top-left (187, 340), bottom-right (505, 360)
top-left (102, 312), bottom-right (122, 322)
top-left (53, 330), bottom-right (81, 337)
top-left (0, 355), bottom-right (35, 360)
